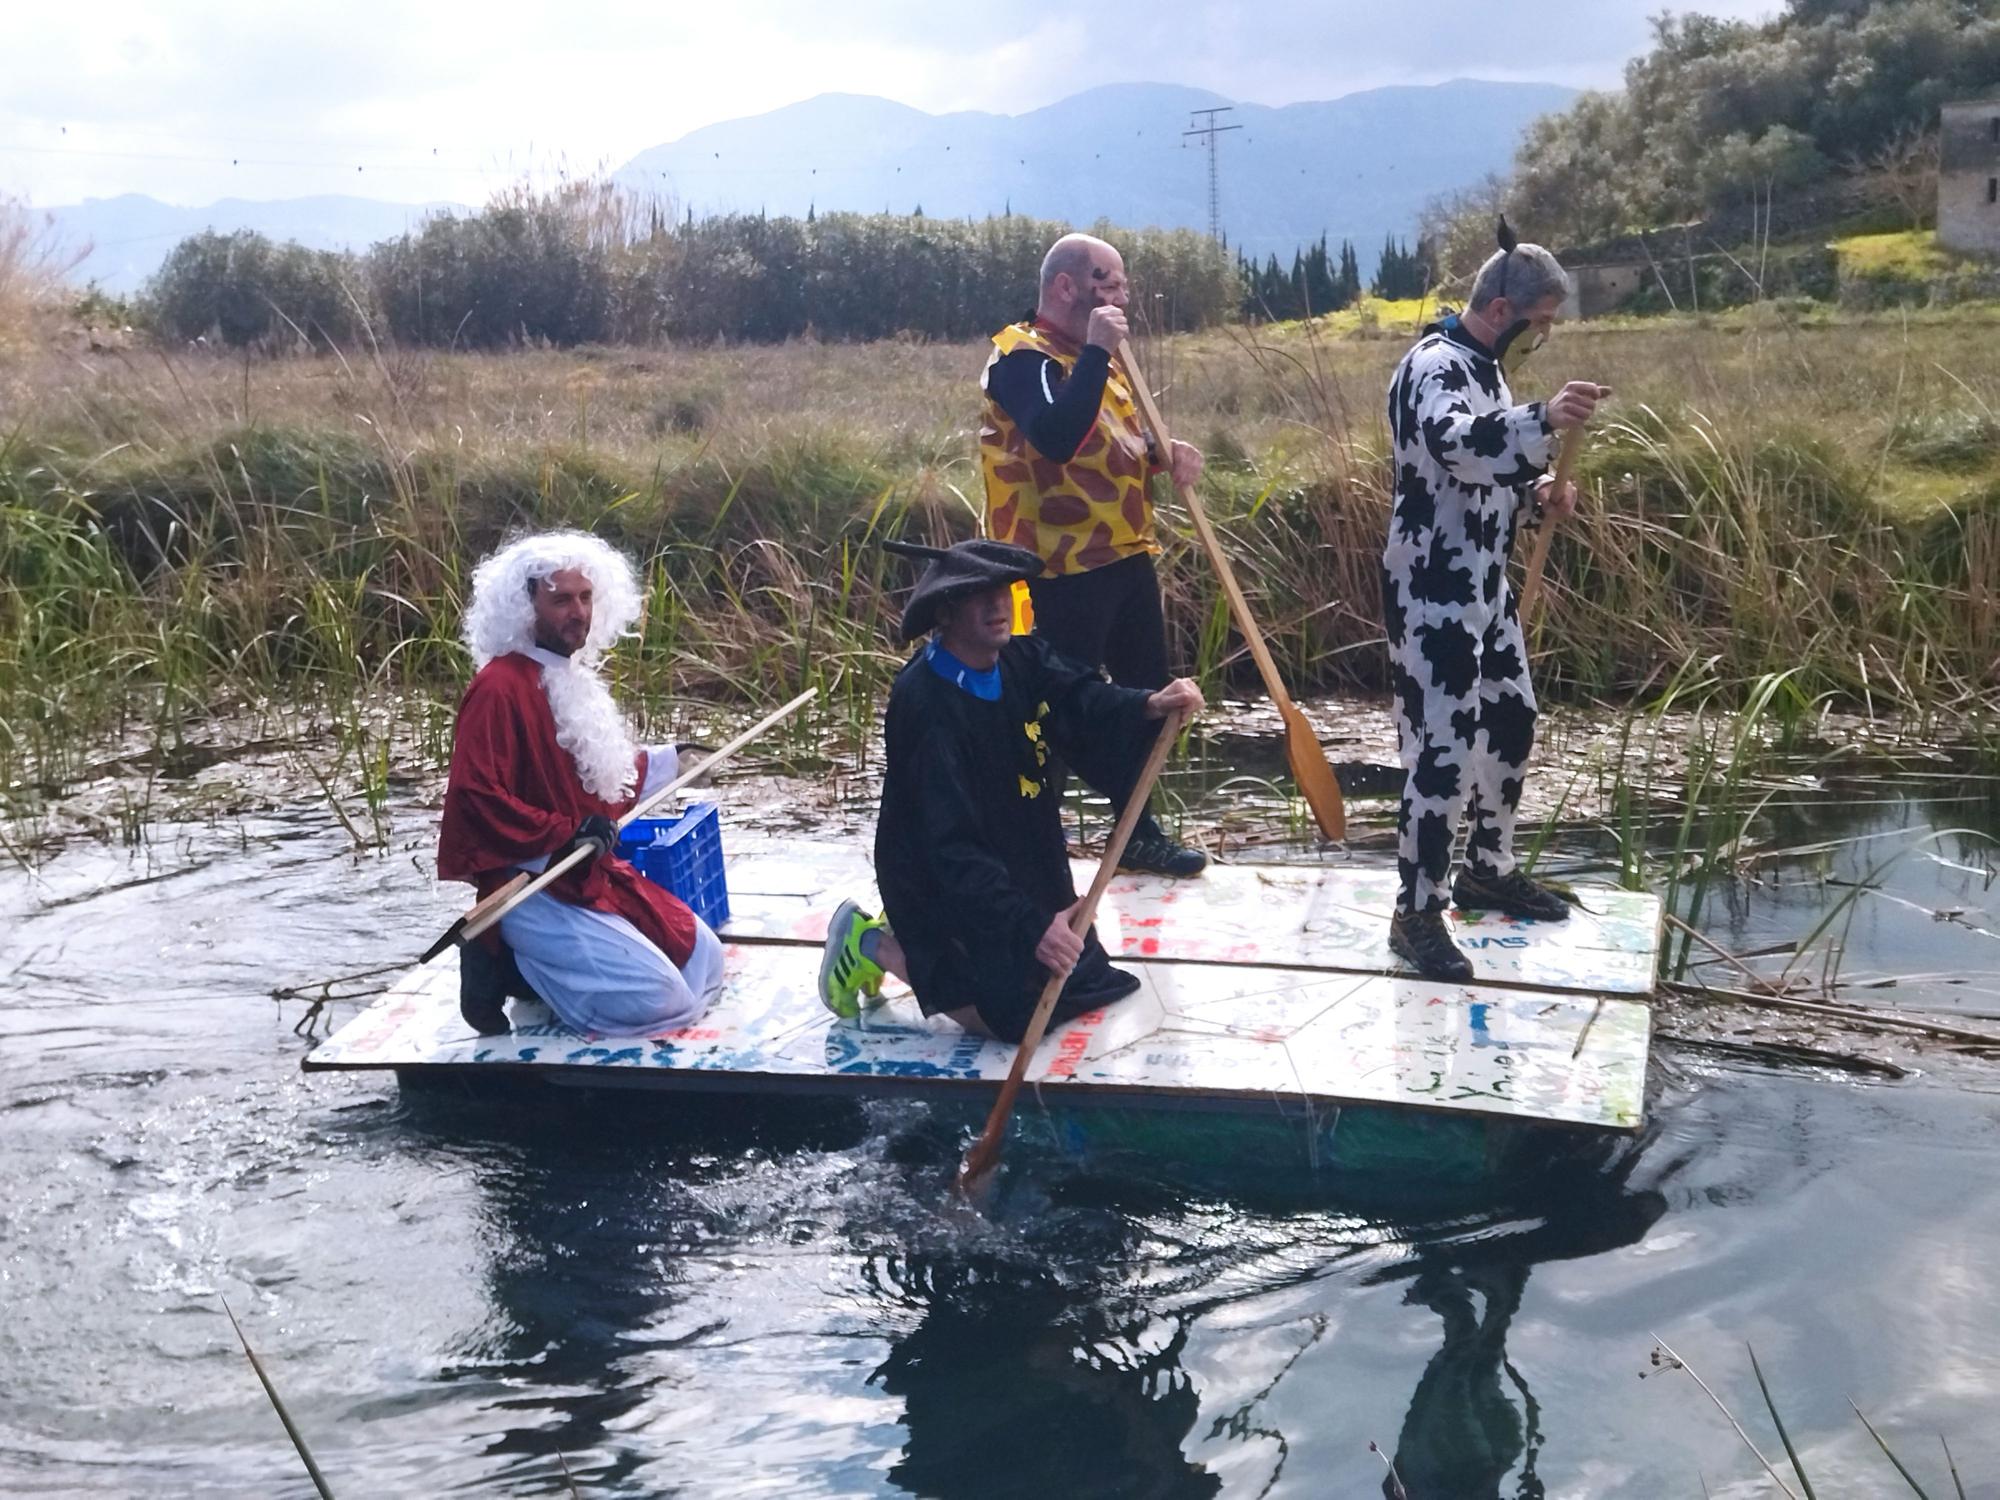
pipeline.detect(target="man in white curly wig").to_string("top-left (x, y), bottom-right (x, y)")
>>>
top-left (437, 530), bottom-right (725, 1037)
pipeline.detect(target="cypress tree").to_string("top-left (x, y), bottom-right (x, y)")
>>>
top-left (1372, 235), bottom-right (1428, 299)
top-left (1304, 234), bottom-right (1338, 313)
top-left (1337, 240), bottom-right (1361, 306)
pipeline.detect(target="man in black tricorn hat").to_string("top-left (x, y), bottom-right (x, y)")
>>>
top-left (817, 538), bottom-right (1204, 1041)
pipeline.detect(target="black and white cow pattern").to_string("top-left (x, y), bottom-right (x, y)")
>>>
top-left (1381, 320), bottom-right (1555, 915)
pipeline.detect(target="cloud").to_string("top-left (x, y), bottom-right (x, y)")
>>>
top-left (2, 0), bottom-right (1783, 206)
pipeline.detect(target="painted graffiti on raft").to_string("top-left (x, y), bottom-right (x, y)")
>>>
top-left (309, 915), bottom-right (1650, 1131)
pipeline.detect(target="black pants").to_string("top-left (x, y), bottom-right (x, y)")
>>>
top-left (1027, 553), bottom-right (1171, 837)
top-left (955, 940), bottom-right (1142, 1044)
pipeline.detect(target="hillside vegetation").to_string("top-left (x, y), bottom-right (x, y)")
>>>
top-left (1425, 0), bottom-right (2000, 285)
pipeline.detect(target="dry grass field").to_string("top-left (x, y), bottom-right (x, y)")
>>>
top-left (3, 306), bottom-right (1998, 823)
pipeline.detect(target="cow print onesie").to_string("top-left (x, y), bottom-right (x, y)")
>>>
top-left (1382, 316), bottom-right (1556, 916)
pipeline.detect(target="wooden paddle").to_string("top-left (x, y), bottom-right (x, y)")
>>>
top-left (1517, 429), bottom-right (1581, 625)
top-left (954, 709), bottom-right (1187, 1201)
top-left (1117, 341), bottom-right (1346, 841)
top-left (419, 687), bottom-right (816, 964)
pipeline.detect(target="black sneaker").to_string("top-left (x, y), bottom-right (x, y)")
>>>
top-left (1389, 909), bottom-right (1475, 983)
top-left (1451, 866), bottom-right (1572, 922)
top-left (1118, 830), bottom-right (1208, 878)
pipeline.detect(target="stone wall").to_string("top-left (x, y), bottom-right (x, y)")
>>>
top-left (1563, 262), bottom-right (1651, 319)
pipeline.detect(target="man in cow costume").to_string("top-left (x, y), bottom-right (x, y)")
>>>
top-left (1381, 224), bottom-right (1609, 981)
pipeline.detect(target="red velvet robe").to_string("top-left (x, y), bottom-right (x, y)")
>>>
top-left (437, 652), bottom-right (696, 967)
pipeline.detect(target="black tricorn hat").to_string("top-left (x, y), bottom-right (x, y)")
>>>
top-left (884, 537), bottom-right (1042, 642)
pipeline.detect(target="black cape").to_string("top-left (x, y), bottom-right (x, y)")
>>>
top-left (874, 634), bottom-right (1155, 1041)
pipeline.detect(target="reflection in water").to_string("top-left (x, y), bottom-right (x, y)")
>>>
top-left (468, 1172), bottom-right (679, 1491)
top-left (405, 1087), bottom-right (871, 1494)
top-left (1384, 1262), bottom-right (1537, 1499)
top-left (850, 1134), bottom-right (1673, 1500)
top-left (1373, 1146), bottom-right (1668, 1499)
top-left (434, 1111), bottom-right (686, 1492)
top-left (870, 1253), bottom-right (1222, 1500)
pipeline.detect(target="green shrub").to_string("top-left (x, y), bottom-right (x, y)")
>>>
top-left (1890, 408), bottom-right (2000, 471)
top-left (605, 210), bottom-right (1236, 344)
top-left (368, 197), bottom-right (612, 349)
top-left (143, 230), bottom-right (369, 348)
top-left (1618, 244), bottom-right (1837, 315)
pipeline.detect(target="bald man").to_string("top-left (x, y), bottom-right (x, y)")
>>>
top-left (977, 233), bottom-right (1207, 877)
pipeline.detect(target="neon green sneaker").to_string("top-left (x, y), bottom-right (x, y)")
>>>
top-left (819, 899), bottom-right (887, 1020)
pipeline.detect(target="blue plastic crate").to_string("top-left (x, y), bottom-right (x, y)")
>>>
top-left (615, 802), bottom-right (730, 929)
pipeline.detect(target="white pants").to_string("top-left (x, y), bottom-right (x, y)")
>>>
top-left (499, 893), bottom-right (725, 1035)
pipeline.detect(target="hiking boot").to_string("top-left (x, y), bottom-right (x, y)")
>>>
top-left (459, 939), bottom-right (537, 1036)
top-left (1118, 830), bottom-right (1208, 878)
top-left (1389, 909), bottom-right (1475, 984)
top-left (819, 899), bottom-right (887, 1021)
top-left (1451, 866), bottom-right (1572, 923)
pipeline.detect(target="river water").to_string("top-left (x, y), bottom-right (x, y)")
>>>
top-left (3, 711), bottom-right (1998, 1497)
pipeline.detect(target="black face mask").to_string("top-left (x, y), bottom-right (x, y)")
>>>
top-left (1489, 238), bottom-right (1549, 374)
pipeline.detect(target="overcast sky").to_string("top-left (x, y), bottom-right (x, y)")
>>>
top-left (6, 0), bottom-right (1783, 208)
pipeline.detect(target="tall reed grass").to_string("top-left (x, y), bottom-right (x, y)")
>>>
top-left (2, 311), bottom-right (1996, 837)
top-left (0, 195), bottom-right (89, 356)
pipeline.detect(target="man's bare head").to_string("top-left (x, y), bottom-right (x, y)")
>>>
top-left (1037, 233), bottom-right (1128, 342)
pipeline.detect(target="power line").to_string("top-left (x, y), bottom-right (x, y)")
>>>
top-left (0, 135), bottom-right (1219, 206)
top-left (1182, 107), bottom-right (1241, 243)
top-left (0, 140), bottom-right (541, 179)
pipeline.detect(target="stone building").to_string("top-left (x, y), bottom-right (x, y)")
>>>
top-left (1939, 97), bottom-right (2000, 257)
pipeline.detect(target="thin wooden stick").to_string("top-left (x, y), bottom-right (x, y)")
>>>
top-left (420, 688), bottom-right (816, 963)
top-left (1517, 431), bottom-right (1580, 623)
top-left (1571, 997), bottom-right (1606, 1060)
top-left (1665, 912), bottom-right (1784, 994)
top-left (954, 712), bottom-right (1186, 1199)
top-left (222, 1296), bottom-right (337, 1500)
top-left (1666, 980), bottom-right (2000, 1048)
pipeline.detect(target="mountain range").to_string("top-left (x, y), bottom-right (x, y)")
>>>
top-left (617, 80), bottom-right (1575, 267)
top-left (40, 194), bottom-right (455, 299)
top-left (43, 79), bottom-right (1575, 296)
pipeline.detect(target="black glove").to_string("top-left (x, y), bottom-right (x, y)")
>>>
top-left (561, 814), bottom-right (618, 865)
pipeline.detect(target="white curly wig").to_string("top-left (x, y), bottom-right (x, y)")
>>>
top-left (463, 530), bottom-right (649, 803)
top-left (463, 530), bottom-right (645, 670)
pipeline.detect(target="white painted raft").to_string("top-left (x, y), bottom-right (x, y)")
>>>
top-left (721, 842), bottom-right (1662, 995)
top-left (305, 846), bottom-right (1658, 1142)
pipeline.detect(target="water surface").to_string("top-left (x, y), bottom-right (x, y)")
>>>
top-left (3, 715), bottom-right (1997, 1496)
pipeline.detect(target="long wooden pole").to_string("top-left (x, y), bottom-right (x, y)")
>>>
top-left (954, 711), bottom-right (1186, 1200)
top-left (1517, 431), bottom-right (1580, 625)
top-left (1117, 341), bottom-right (1346, 841)
top-left (420, 687), bottom-right (816, 963)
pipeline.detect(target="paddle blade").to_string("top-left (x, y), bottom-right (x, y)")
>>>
top-left (954, 1068), bottom-right (1031, 1202)
top-left (954, 1135), bottom-right (1002, 1203)
top-left (1282, 703), bottom-right (1346, 841)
